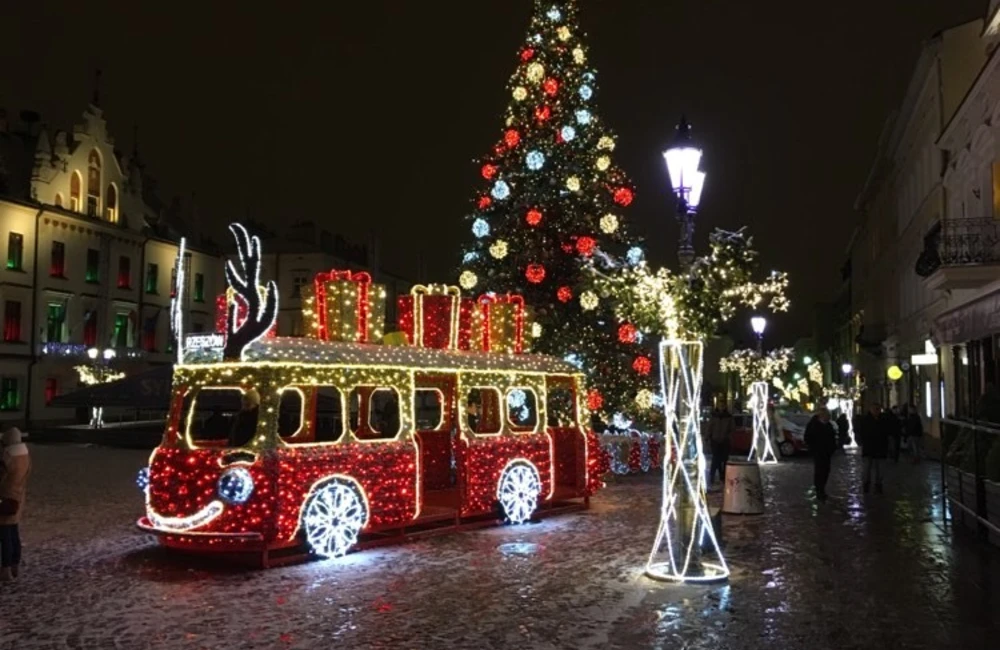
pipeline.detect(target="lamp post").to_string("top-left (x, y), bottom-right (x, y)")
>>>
top-left (664, 116), bottom-right (706, 270)
top-left (748, 316), bottom-right (776, 464)
top-left (85, 347), bottom-right (117, 428)
top-left (751, 316), bottom-right (767, 354)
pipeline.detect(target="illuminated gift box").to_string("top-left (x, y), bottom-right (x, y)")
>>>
top-left (302, 270), bottom-right (386, 343)
top-left (397, 284), bottom-right (475, 350)
top-left (471, 293), bottom-right (531, 354)
top-left (215, 288), bottom-right (278, 339)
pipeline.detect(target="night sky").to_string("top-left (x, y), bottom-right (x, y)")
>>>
top-left (1, 0), bottom-right (987, 344)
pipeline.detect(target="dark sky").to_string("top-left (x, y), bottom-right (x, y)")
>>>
top-left (1, 0), bottom-right (988, 344)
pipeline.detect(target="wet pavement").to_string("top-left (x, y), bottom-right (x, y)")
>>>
top-left (1, 444), bottom-right (999, 649)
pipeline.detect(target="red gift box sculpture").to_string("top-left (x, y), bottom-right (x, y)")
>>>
top-left (397, 284), bottom-right (475, 350)
top-left (472, 293), bottom-right (530, 354)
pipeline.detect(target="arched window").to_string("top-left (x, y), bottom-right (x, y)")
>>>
top-left (105, 184), bottom-right (118, 223)
top-left (54, 193), bottom-right (64, 208)
top-left (86, 150), bottom-right (101, 216)
top-left (69, 172), bottom-right (81, 211)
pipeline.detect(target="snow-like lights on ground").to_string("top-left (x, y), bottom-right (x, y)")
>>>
top-left (491, 180), bottom-right (511, 200)
top-left (497, 460), bottom-right (541, 524)
top-left (472, 218), bottom-right (490, 238)
top-left (136, 466), bottom-right (150, 491)
top-left (600, 214), bottom-right (619, 233)
top-left (561, 126), bottom-right (577, 142)
top-left (566, 176), bottom-right (581, 191)
top-left (576, 109), bottom-right (592, 125)
top-left (217, 467), bottom-right (255, 505)
top-left (626, 247), bottom-right (644, 265)
top-left (527, 62), bottom-right (545, 82)
top-left (580, 290), bottom-right (598, 311)
top-left (526, 150), bottom-right (545, 170)
top-left (579, 85), bottom-right (593, 100)
top-left (490, 240), bottom-right (509, 259)
top-left (459, 270), bottom-right (478, 289)
top-left (302, 479), bottom-right (369, 558)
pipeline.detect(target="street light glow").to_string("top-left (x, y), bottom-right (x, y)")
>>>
top-left (841, 363), bottom-right (853, 375)
top-left (803, 356), bottom-right (813, 365)
top-left (750, 316), bottom-right (767, 336)
top-left (663, 117), bottom-right (704, 211)
top-left (86, 347), bottom-right (99, 360)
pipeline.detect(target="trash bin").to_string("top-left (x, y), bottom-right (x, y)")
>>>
top-left (722, 460), bottom-right (764, 515)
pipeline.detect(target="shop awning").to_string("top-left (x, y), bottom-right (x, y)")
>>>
top-left (933, 288), bottom-right (1000, 344)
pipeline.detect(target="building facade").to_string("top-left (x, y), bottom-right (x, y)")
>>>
top-left (925, 2), bottom-right (1000, 426)
top-left (848, 17), bottom-right (986, 435)
top-left (0, 101), bottom-right (223, 428)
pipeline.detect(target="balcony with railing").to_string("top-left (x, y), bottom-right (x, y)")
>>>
top-left (920, 218), bottom-right (1000, 291)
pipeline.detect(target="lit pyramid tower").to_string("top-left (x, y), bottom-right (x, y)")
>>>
top-left (457, 0), bottom-right (656, 420)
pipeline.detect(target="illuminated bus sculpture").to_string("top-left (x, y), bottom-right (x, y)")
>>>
top-left (137, 224), bottom-right (602, 566)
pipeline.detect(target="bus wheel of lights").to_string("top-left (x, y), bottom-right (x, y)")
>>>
top-left (497, 460), bottom-right (541, 524)
top-left (301, 478), bottom-right (369, 558)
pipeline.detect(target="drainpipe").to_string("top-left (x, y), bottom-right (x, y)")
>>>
top-left (24, 207), bottom-right (46, 430)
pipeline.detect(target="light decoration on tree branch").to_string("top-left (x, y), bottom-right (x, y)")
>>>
top-left (591, 227), bottom-right (790, 583)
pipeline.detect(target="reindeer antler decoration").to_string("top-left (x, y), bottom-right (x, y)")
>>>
top-left (223, 223), bottom-right (278, 361)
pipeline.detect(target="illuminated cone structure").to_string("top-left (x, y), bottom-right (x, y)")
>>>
top-left (647, 340), bottom-right (729, 583)
top-left (840, 399), bottom-right (857, 448)
top-left (748, 381), bottom-right (776, 464)
top-left (456, 0), bottom-right (656, 418)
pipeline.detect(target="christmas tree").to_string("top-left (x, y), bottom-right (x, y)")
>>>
top-left (457, 0), bottom-right (653, 421)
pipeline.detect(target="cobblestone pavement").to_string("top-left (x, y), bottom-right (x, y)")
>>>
top-left (1, 444), bottom-right (999, 650)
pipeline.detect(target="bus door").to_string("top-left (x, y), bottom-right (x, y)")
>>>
top-left (546, 376), bottom-right (586, 494)
top-left (414, 373), bottom-right (457, 503)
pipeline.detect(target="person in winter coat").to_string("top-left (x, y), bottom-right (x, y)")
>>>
top-left (859, 403), bottom-right (891, 493)
top-left (0, 427), bottom-right (31, 581)
top-left (836, 412), bottom-right (850, 448)
top-left (228, 389), bottom-right (261, 448)
top-left (904, 404), bottom-right (924, 462)
top-left (804, 408), bottom-right (838, 501)
top-left (706, 408), bottom-right (734, 485)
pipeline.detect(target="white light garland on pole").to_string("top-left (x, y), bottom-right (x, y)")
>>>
top-left (646, 339), bottom-right (729, 583)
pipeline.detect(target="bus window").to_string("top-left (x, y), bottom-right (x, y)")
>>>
top-left (182, 387), bottom-right (245, 447)
top-left (465, 388), bottom-right (501, 435)
top-left (278, 389), bottom-right (304, 439)
top-left (315, 386), bottom-right (344, 443)
top-left (546, 387), bottom-right (577, 427)
top-left (506, 388), bottom-right (538, 431)
top-left (415, 389), bottom-right (444, 431)
top-left (369, 388), bottom-right (401, 439)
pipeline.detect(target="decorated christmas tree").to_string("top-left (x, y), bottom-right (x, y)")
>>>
top-left (457, 0), bottom-right (653, 420)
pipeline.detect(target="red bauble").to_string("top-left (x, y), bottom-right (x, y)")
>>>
top-left (535, 105), bottom-right (551, 122)
top-left (613, 187), bottom-right (634, 207)
top-left (521, 48), bottom-right (535, 62)
top-left (586, 389), bottom-right (604, 411)
top-left (525, 264), bottom-right (546, 284)
top-left (632, 356), bottom-right (652, 375)
top-left (557, 286), bottom-right (573, 303)
top-left (525, 209), bottom-right (543, 226)
top-left (504, 129), bottom-right (521, 148)
top-left (481, 164), bottom-right (498, 180)
top-left (576, 236), bottom-right (597, 257)
top-left (543, 78), bottom-right (559, 96)
top-left (618, 323), bottom-right (638, 344)
top-left (478, 196), bottom-right (492, 210)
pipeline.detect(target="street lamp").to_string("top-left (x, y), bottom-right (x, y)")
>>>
top-left (750, 316), bottom-right (766, 354)
top-left (664, 116), bottom-right (706, 269)
top-left (841, 362), bottom-right (853, 376)
top-left (803, 356), bottom-right (813, 366)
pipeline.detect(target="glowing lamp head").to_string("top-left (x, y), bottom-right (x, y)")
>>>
top-left (825, 398), bottom-right (839, 411)
top-left (663, 116), bottom-right (705, 210)
top-left (87, 347), bottom-right (99, 360)
top-left (841, 363), bottom-right (853, 375)
top-left (887, 365), bottom-right (903, 381)
top-left (803, 356), bottom-right (813, 365)
top-left (103, 348), bottom-right (116, 361)
top-left (217, 467), bottom-right (255, 505)
top-left (750, 316), bottom-right (767, 336)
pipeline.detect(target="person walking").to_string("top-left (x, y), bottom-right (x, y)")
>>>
top-left (904, 404), bottom-right (924, 463)
top-left (706, 407), bottom-right (733, 486)
top-left (836, 411), bottom-right (850, 448)
top-left (0, 427), bottom-right (31, 581)
top-left (805, 407), bottom-right (837, 501)
top-left (859, 403), bottom-right (890, 493)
